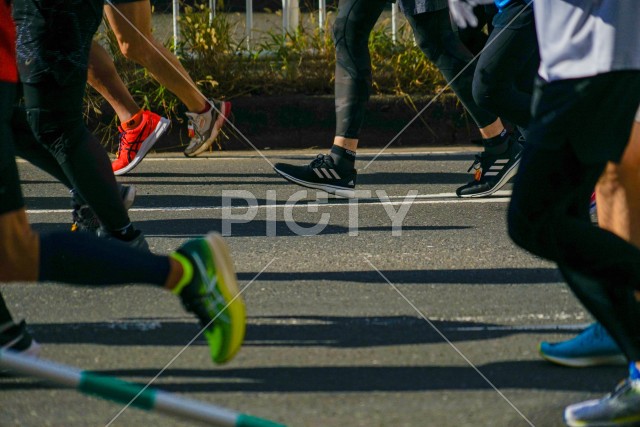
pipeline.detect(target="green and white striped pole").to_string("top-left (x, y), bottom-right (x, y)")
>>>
top-left (0, 350), bottom-right (285, 427)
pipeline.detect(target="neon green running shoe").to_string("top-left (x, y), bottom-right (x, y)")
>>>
top-left (171, 232), bottom-right (245, 364)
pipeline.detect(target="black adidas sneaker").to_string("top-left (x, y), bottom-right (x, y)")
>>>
top-left (274, 154), bottom-right (357, 198)
top-left (456, 136), bottom-right (523, 198)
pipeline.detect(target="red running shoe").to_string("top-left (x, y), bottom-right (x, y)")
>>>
top-left (112, 111), bottom-right (169, 176)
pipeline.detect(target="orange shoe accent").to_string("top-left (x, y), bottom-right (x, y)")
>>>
top-left (121, 109), bottom-right (144, 131)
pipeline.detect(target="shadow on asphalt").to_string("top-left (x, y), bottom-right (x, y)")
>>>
top-left (20, 316), bottom-right (569, 348)
top-left (3, 316), bottom-right (621, 394)
top-left (358, 172), bottom-right (469, 185)
top-left (2, 362), bottom-right (621, 394)
top-left (31, 219), bottom-right (472, 237)
top-left (235, 268), bottom-right (562, 284)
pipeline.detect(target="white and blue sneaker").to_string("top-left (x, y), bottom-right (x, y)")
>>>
top-left (564, 377), bottom-right (640, 426)
top-left (540, 322), bottom-right (625, 367)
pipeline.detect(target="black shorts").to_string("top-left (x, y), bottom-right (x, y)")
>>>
top-left (12, 0), bottom-right (103, 86)
top-left (529, 71), bottom-right (640, 164)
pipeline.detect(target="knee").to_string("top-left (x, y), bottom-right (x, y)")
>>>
top-left (413, 32), bottom-right (441, 65)
top-left (507, 202), bottom-right (533, 252)
top-left (472, 75), bottom-right (503, 113)
top-left (597, 163), bottom-right (624, 200)
top-left (333, 17), bottom-right (371, 78)
top-left (117, 34), bottom-right (154, 66)
top-left (25, 108), bottom-right (85, 161)
top-left (508, 200), bottom-right (561, 261)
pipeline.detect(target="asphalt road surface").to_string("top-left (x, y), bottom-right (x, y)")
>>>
top-left (0, 148), bottom-right (623, 427)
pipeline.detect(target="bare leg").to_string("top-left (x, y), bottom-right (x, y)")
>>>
top-left (88, 41), bottom-right (140, 123)
top-left (104, 0), bottom-right (208, 113)
top-left (478, 118), bottom-right (506, 139)
top-left (333, 136), bottom-right (358, 152)
top-left (0, 210), bottom-right (39, 282)
top-left (596, 121), bottom-right (640, 246)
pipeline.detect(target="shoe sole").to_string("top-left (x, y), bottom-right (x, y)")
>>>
top-left (273, 167), bottom-right (356, 198)
top-left (0, 340), bottom-right (41, 375)
top-left (564, 411), bottom-right (640, 427)
top-left (114, 117), bottom-right (170, 176)
top-left (185, 101), bottom-right (231, 158)
top-left (206, 232), bottom-right (245, 364)
top-left (458, 155), bottom-right (521, 198)
top-left (539, 344), bottom-right (627, 368)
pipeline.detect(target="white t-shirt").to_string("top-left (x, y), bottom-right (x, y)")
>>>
top-left (534, 0), bottom-right (640, 82)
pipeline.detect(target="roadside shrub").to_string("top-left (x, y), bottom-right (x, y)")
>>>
top-left (85, 2), bottom-right (446, 150)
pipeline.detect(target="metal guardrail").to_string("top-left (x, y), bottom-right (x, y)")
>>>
top-left (171, 0), bottom-right (398, 51)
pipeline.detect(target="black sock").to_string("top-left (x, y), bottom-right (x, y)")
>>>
top-left (111, 223), bottom-right (138, 242)
top-left (329, 145), bottom-right (356, 171)
top-left (39, 231), bottom-right (170, 286)
top-left (482, 128), bottom-right (509, 155)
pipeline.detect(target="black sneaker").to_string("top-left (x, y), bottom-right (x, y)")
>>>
top-left (0, 321), bottom-right (40, 356)
top-left (70, 184), bottom-right (136, 233)
top-left (273, 154), bottom-right (357, 198)
top-left (96, 228), bottom-right (151, 252)
top-left (456, 137), bottom-right (523, 198)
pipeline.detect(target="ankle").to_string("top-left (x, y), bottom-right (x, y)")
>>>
top-left (329, 144), bottom-right (356, 170)
top-left (109, 223), bottom-right (137, 242)
top-left (122, 109), bottom-right (144, 131)
top-left (482, 129), bottom-right (509, 155)
top-left (195, 100), bottom-right (211, 115)
top-left (166, 252), bottom-right (193, 293)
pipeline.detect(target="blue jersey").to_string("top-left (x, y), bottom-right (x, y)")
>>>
top-left (495, 0), bottom-right (532, 12)
top-left (494, 0), bottom-right (512, 9)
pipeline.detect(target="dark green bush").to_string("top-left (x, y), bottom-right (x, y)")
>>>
top-left (86, 2), bottom-right (446, 150)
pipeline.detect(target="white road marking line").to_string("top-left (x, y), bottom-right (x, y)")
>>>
top-left (26, 191), bottom-right (512, 214)
top-left (15, 149), bottom-right (479, 164)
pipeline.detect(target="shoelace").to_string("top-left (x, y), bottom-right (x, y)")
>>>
top-left (606, 378), bottom-right (637, 400)
top-left (467, 153), bottom-right (488, 181)
top-left (116, 129), bottom-right (138, 161)
top-left (116, 129), bottom-right (126, 158)
top-left (310, 154), bottom-right (333, 168)
top-left (466, 154), bottom-right (482, 173)
top-left (187, 108), bottom-right (218, 141)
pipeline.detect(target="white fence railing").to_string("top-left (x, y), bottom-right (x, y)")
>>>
top-left (171, 0), bottom-right (399, 51)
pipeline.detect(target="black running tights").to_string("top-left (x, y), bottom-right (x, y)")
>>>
top-left (405, 8), bottom-right (497, 129)
top-left (508, 73), bottom-right (640, 361)
top-left (20, 79), bottom-right (130, 231)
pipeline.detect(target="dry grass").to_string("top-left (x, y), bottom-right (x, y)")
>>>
top-left (86, 2), bottom-right (446, 149)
